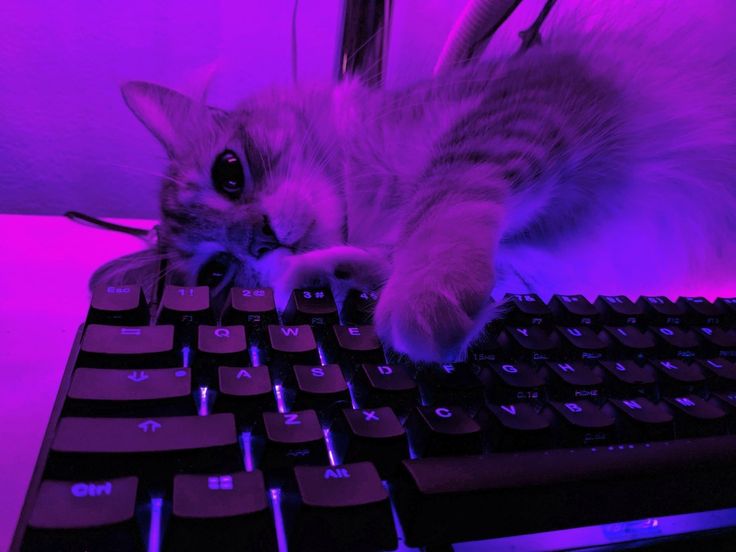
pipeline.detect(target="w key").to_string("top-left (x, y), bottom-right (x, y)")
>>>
top-left (79, 324), bottom-right (176, 368)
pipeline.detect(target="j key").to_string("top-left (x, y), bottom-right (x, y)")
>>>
top-left (715, 297), bottom-right (736, 318)
top-left (637, 295), bottom-right (687, 325)
top-left (266, 325), bottom-right (319, 380)
top-left (694, 326), bottom-right (736, 358)
top-left (651, 326), bottom-right (701, 358)
top-left (164, 471), bottom-right (276, 552)
top-left (666, 395), bottom-right (728, 437)
top-left (351, 364), bottom-right (418, 414)
top-left (697, 358), bottom-right (736, 389)
top-left (557, 325), bottom-right (608, 360)
top-left (544, 361), bottom-right (603, 402)
top-left (598, 360), bottom-right (656, 398)
top-left (653, 359), bottom-right (705, 395)
top-left (47, 414), bottom-right (240, 482)
top-left (601, 325), bottom-right (657, 359)
top-left (258, 410), bottom-right (327, 471)
top-left (341, 288), bottom-right (379, 325)
top-left (79, 324), bottom-right (177, 368)
top-left (158, 285), bottom-right (213, 326)
top-left (65, 367), bottom-right (194, 416)
top-left (466, 324), bottom-right (503, 362)
top-left (502, 293), bottom-right (552, 325)
top-left (333, 407), bottom-right (408, 478)
top-left (88, 284), bottom-right (148, 326)
top-left (483, 402), bottom-right (551, 451)
top-left (677, 296), bottom-right (723, 325)
top-left (330, 324), bottom-right (385, 365)
top-left (595, 295), bottom-right (644, 325)
top-left (609, 397), bottom-right (674, 441)
top-left (23, 477), bottom-right (142, 552)
top-left (291, 364), bottom-right (350, 413)
top-left (197, 325), bottom-right (248, 367)
top-left (223, 287), bottom-right (277, 329)
top-left (291, 463), bottom-right (397, 552)
top-left (215, 366), bottom-right (277, 426)
top-left (483, 361), bottom-right (545, 403)
top-left (418, 363), bottom-right (484, 409)
top-left (504, 325), bottom-right (559, 361)
top-left (407, 406), bottom-right (482, 457)
top-left (548, 400), bottom-right (615, 446)
top-left (283, 288), bottom-right (339, 327)
top-left (548, 294), bottom-right (599, 325)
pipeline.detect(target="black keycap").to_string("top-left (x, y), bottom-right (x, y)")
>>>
top-left (47, 414), bottom-right (240, 481)
top-left (504, 325), bottom-right (559, 361)
top-left (609, 397), bottom-right (673, 441)
top-left (548, 294), bottom-right (599, 325)
top-left (594, 295), bottom-right (644, 325)
top-left (266, 325), bottom-right (319, 375)
top-left (88, 284), bottom-right (148, 326)
top-left (164, 471), bottom-right (276, 552)
top-left (258, 410), bottom-right (327, 470)
top-left (483, 361), bottom-right (545, 403)
top-left (502, 293), bottom-right (552, 325)
top-left (197, 325), bottom-right (248, 367)
top-left (601, 325), bottom-right (657, 360)
top-left (697, 358), bottom-right (736, 389)
top-left (418, 363), bottom-right (484, 409)
top-left (407, 406), bottom-right (482, 457)
top-left (65, 367), bottom-right (194, 416)
top-left (466, 323), bottom-right (503, 362)
top-left (483, 402), bottom-right (551, 451)
top-left (341, 288), bottom-right (379, 325)
top-left (330, 324), bottom-right (384, 364)
top-left (291, 463), bottom-right (397, 552)
top-left (215, 366), bottom-right (276, 425)
top-left (653, 359), bottom-right (705, 395)
top-left (292, 364), bottom-right (350, 412)
top-left (548, 400), bottom-right (615, 446)
top-left (598, 360), bottom-right (656, 398)
top-left (651, 325), bottom-right (700, 358)
top-left (394, 436), bottom-right (736, 547)
top-left (333, 407), bottom-right (408, 477)
top-left (715, 297), bottom-right (736, 318)
top-left (158, 285), bottom-right (213, 326)
top-left (283, 288), bottom-right (339, 327)
top-left (23, 477), bottom-right (142, 552)
top-left (678, 296), bottom-right (723, 325)
top-left (557, 325), bottom-right (607, 360)
top-left (79, 324), bottom-right (177, 368)
top-left (694, 326), bottom-right (736, 358)
top-left (351, 364), bottom-right (418, 414)
top-left (544, 361), bottom-right (603, 401)
top-left (665, 395), bottom-right (727, 437)
top-left (637, 295), bottom-right (687, 325)
top-left (223, 287), bottom-right (277, 329)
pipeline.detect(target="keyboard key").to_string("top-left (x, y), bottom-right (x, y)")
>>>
top-left (653, 359), bottom-right (705, 395)
top-left (158, 285), bottom-right (213, 326)
top-left (24, 477), bottom-right (142, 552)
top-left (283, 288), bottom-right (339, 327)
top-left (715, 297), bottom-right (736, 318)
top-left (197, 325), bottom-right (248, 367)
top-left (598, 360), bottom-right (656, 398)
top-left (215, 366), bottom-right (276, 425)
top-left (677, 296), bottom-right (723, 325)
top-left (466, 324), bottom-right (503, 362)
top-left (696, 358), bottom-right (736, 388)
top-left (548, 400), bottom-right (615, 446)
top-left (504, 325), bottom-right (559, 361)
top-left (651, 325), bottom-right (700, 358)
top-left (351, 364), bottom-right (418, 414)
top-left (258, 410), bottom-right (327, 471)
top-left (79, 324), bottom-right (177, 368)
top-left (483, 361), bottom-right (545, 403)
top-left (556, 325), bottom-right (607, 360)
top-left (329, 324), bottom-right (384, 365)
top-left (694, 326), bottom-right (736, 358)
top-left (66, 367), bottom-right (194, 416)
top-left (341, 288), bottom-right (379, 325)
top-left (418, 363), bottom-right (484, 409)
top-left (601, 325), bottom-right (657, 359)
top-left (223, 287), bottom-right (277, 329)
top-left (291, 364), bottom-right (350, 413)
top-left (88, 285), bottom-right (148, 326)
top-left (266, 325), bottom-right (319, 378)
top-left (637, 296), bottom-right (686, 325)
top-left (666, 395), bottom-right (727, 437)
top-left (502, 293), bottom-right (552, 325)
top-left (609, 397), bottom-right (673, 441)
top-left (407, 406), bottom-right (482, 457)
top-left (48, 414), bottom-right (240, 481)
top-left (164, 471), bottom-right (276, 552)
top-left (548, 294), bottom-right (599, 325)
top-left (594, 295), bottom-right (644, 325)
top-left (483, 402), bottom-right (551, 451)
top-left (291, 463), bottom-right (396, 552)
top-left (544, 361), bottom-right (603, 401)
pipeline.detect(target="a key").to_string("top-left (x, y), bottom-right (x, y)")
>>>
top-left (291, 364), bottom-right (350, 413)
top-left (341, 288), bottom-right (379, 325)
top-left (257, 410), bottom-right (327, 471)
top-left (548, 294), bottom-right (599, 325)
top-left (651, 326), bottom-right (701, 358)
top-left (696, 358), bottom-right (736, 389)
top-left (694, 326), bottom-right (736, 358)
top-left (65, 367), bottom-right (194, 416)
top-left (164, 471), bottom-right (276, 552)
top-left (158, 285), bottom-right (213, 326)
top-left (483, 402), bottom-right (551, 451)
top-left (556, 325), bottom-right (608, 360)
top-left (79, 324), bottom-right (177, 368)
top-left (283, 288), bottom-right (339, 327)
top-left (406, 406), bottom-right (482, 457)
top-left (215, 366), bottom-right (277, 426)
top-left (418, 363), bottom-right (484, 409)
top-left (544, 361), bottom-right (603, 402)
top-left (609, 397), bottom-right (673, 441)
top-left (197, 325), bottom-right (248, 367)
top-left (223, 287), bottom-right (277, 329)
top-left (23, 477), bottom-right (142, 552)
top-left (266, 325), bottom-right (319, 382)
top-left (351, 364), bottom-right (418, 414)
top-left (332, 407), bottom-right (408, 478)
top-left (601, 325), bottom-right (657, 359)
top-left (482, 361), bottom-right (545, 403)
top-left (637, 296), bottom-right (686, 325)
top-left (548, 400), bottom-right (615, 446)
top-left (598, 360), bottom-right (656, 398)
top-left (652, 359), bottom-right (705, 396)
top-left (502, 293), bottom-right (552, 325)
top-left (677, 296), bottom-right (723, 325)
top-left (594, 295), bottom-right (644, 325)
top-left (666, 395), bottom-right (728, 437)
top-left (290, 463), bottom-right (397, 552)
top-left (47, 414), bottom-right (240, 482)
top-left (88, 284), bottom-right (148, 326)
top-left (329, 324), bottom-right (385, 366)
top-left (503, 325), bottom-right (559, 361)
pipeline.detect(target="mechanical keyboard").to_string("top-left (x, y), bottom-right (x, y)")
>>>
top-left (11, 280), bottom-right (736, 551)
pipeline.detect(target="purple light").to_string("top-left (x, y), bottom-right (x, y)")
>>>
top-left (197, 386), bottom-right (209, 416)
top-left (181, 346), bottom-right (191, 368)
top-left (241, 431), bottom-right (253, 472)
top-left (147, 497), bottom-right (163, 552)
top-left (323, 428), bottom-right (338, 466)
top-left (269, 488), bottom-right (289, 552)
top-left (249, 344), bottom-right (260, 366)
top-left (274, 384), bottom-right (286, 414)
top-left (317, 344), bottom-right (328, 366)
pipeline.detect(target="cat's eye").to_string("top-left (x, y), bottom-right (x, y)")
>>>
top-left (211, 150), bottom-right (246, 199)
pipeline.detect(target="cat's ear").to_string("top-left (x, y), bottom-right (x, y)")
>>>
top-left (121, 81), bottom-right (213, 158)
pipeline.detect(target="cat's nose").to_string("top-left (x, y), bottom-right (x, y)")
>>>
top-left (248, 215), bottom-right (281, 259)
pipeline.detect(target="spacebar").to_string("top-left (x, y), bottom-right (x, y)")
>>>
top-left (394, 436), bottom-right (736, 547)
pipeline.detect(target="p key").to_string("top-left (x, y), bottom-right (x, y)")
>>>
top-left (88, 284), bottom-right (148, 326)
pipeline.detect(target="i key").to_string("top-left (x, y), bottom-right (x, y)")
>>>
top-left (223, 287), bottom-right (277, 330)
top-left (601, 325), bottom-right (657, 359)
top-left (88, 284), bottom-right (148, 325)
top-left (283, 288), bottom-right (339, 327)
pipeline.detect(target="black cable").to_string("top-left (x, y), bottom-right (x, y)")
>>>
top-left (64, 210), bottom-right (152, 238)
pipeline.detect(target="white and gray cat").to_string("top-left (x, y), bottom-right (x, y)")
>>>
top-left (94, 2), bottom-right (736, 362)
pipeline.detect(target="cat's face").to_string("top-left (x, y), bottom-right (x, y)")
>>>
top-left (122, 82), bottom-right (345, 291)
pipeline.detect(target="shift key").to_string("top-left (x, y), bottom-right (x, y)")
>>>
top-left (79, 324), bottom-right (177, 368)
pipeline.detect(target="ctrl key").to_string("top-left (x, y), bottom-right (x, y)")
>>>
top-left (22, 477), bottom-right (142, 551)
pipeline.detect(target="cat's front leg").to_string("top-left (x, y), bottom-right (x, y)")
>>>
top-left (375, 195), bottom-right (504, 362)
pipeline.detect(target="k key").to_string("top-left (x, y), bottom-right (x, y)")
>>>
top-left (88, 284), bottom-right (148, 325)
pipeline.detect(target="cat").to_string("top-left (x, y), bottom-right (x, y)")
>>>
top-left (93, 0), bottom-right (736, 362)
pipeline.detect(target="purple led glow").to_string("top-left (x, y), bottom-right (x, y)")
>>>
top-left (147, 497), bottom-right (163, 552)
top-left (181, 346), bottom-right (191, 368)
top-left (269, 488), bottom-right (289, 552)
top-left (197, 386), bottom-right (209, 416)
top-left (323, 428), bottom-right (338, 466)
top-left (274, 384), bottom-right (287, 414)
top-left (240, 431), bottom-right (254, 472)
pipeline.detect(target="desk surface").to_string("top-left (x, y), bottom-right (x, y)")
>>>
top-left (0, 214), bottom-right (154, 551)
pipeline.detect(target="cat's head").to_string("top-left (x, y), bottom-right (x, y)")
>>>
top-left (121, 81), bottom-right (345, 292)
